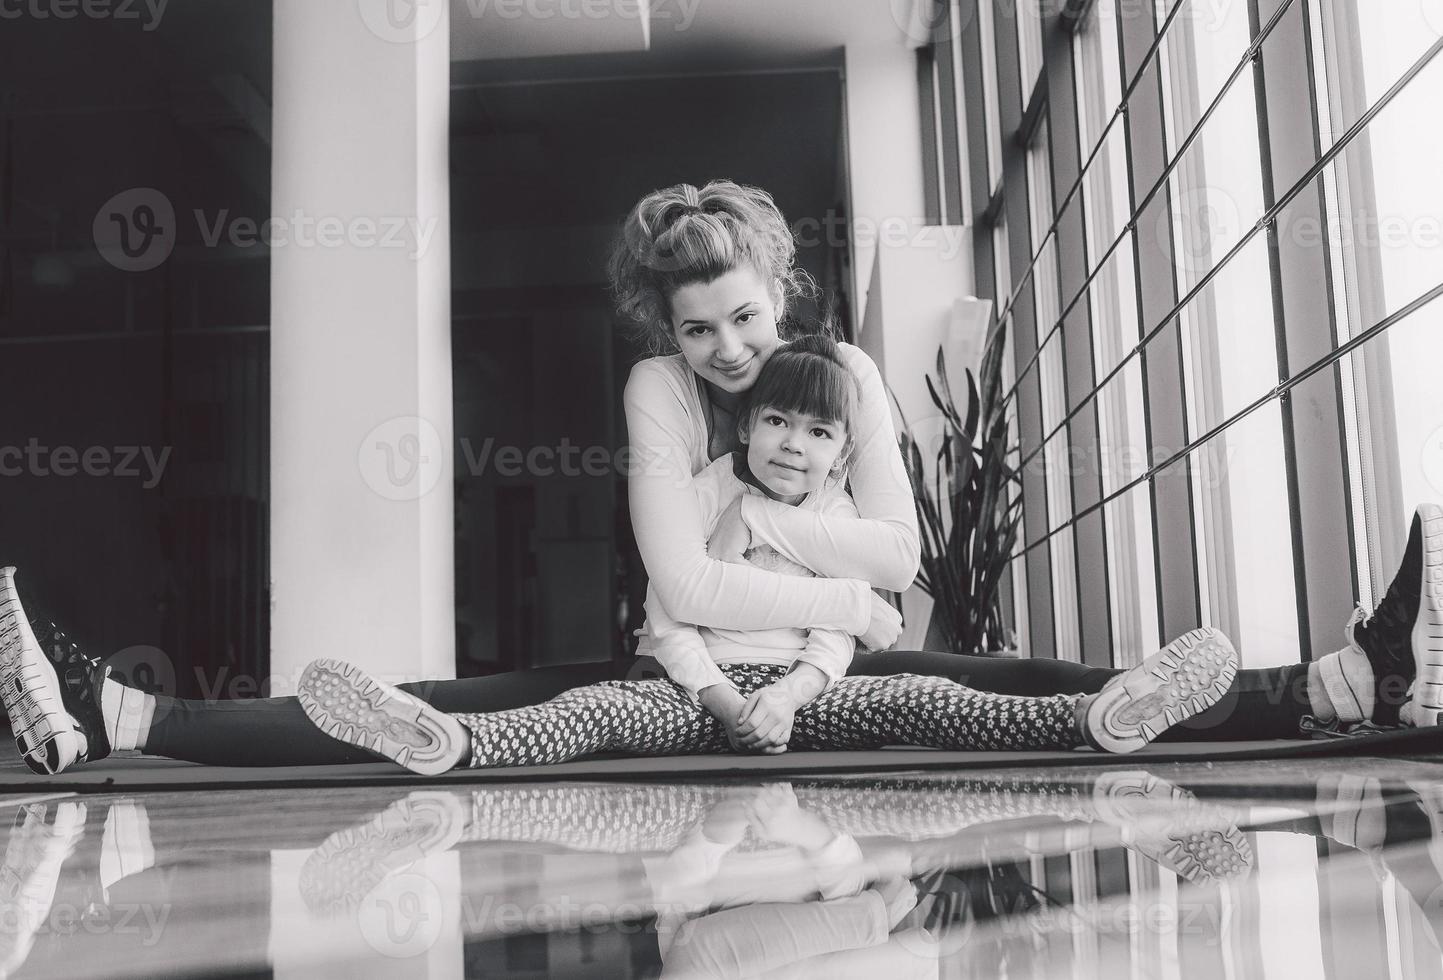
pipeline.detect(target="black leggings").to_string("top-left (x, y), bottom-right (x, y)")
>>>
top-left (141, 651), bottom-right (1314, 767)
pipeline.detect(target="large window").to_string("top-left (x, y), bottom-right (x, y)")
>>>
top-left (956, 0), bottom-right (1441, 667)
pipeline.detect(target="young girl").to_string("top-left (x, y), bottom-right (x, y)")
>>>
top-left (292, 336), bottom-right (1240, 774)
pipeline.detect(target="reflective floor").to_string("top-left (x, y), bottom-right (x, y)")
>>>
top-left (5, 758), bottom-right (1443, 978)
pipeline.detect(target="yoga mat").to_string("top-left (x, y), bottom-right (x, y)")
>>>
top-left (2, 725), bottom-right (1442, 795)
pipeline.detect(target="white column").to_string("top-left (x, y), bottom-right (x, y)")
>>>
top-left (269, 0), bottom-right (454, 690)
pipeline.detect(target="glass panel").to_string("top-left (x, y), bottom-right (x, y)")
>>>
top-left (1174, 404), bottom-right (1301, 668)
top-left (1316, 0), bottom-right (1443, 152)
top-left (1104, 480), bottom-right (1162, 667)
top-left (1016, 0), bottom-right (1046, 101)
top-left (1155, 0), bottom-right (1255, 159)
top-left (1174, 234), bottom-right (1280, 429)
top-left (1074, 0), bottom-right (1126, 162)
top-left (1084, 234), bottom-right (1141, 383)
top-left (1312, 3), bottom-right (1443, 599)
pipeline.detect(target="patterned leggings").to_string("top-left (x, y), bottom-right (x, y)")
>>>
top-left (453, 664), bottom-right (1084, 769)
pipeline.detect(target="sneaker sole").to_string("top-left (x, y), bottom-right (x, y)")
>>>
top-left (1410, 504), bottom-right (1443, 726)
top-left (1091, 771), bottom-right (1253, 883)
top-left (1083, 628), bottom-right (1238, 753)
top-left (298, 659), bottom-right (465, 776)
top-left (0, 567), bottom-right (82, 775)
top-left (299, 792), bottom-right (465, 913)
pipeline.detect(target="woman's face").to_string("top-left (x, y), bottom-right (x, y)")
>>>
top-left (668, 265), bottom-right (782, 397)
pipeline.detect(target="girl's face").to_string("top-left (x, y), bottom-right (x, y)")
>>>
top-left (741, 405), bottom-right (849, 504)
top-left (668, 265), bottom-right (783, 398)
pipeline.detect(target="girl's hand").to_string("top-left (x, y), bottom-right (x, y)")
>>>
top-left (708, 497), bottom-right (751, 565)
top-left (699, 684), bottom-right (753, 753)
top-left (736, 684), bottom-right (800, 753)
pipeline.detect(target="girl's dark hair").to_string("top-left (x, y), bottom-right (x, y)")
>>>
top-left (607, 179), bottom-right (819, 354)
top-left (740, 335), bottom-right (861, 466)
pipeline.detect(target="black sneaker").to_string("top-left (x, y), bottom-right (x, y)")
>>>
top-left (0, 567), bottom-right (111, 774)
top-left (1348, 504), bottom-right (1443, 727)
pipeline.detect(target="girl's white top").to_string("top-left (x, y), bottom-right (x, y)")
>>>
top-left (624, 341), bottom-right (920, 673)
top-left (642, 453), bottom-right (859, 699)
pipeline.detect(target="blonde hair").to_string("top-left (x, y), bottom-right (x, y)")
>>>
top-left (607, 180), bottom-right (817, 354)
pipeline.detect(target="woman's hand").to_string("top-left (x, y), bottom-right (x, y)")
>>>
top-left (859, 592), bottom-right (903, 651)
top-left (746, 783), bottom-right (836, 849)
top-left (698, 684), bottom-right (753, 753)
top-left (708, 496), bottom-right (751, 565)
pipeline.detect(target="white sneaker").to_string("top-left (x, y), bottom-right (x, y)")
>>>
top-left (1079, 627), bottom-right (1239, 753)
top-left (298, 659), bottom-right (466, 776)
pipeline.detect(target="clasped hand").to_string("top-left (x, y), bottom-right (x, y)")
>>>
top-left (700, 682), bottom-right (800, 754)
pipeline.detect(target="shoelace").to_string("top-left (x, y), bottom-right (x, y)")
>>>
top-left (1300, 714), bottom-right (1404, 740)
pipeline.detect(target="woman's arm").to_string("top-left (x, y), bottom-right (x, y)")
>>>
top-left (739, 344), bottom-right (921, 592)
top-left (626, 362), bottom-right (874, 634)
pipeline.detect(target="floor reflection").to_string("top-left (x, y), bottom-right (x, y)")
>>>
top-left (3, 759), bottom-right (1443, 977)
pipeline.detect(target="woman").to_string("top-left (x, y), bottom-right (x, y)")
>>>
top-left (2, 179), bottom-right (1439, 774)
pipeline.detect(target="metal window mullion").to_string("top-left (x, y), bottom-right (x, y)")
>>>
top-left (959, 0), bottom-right (994, 223)
top-left (997, 0), bottom-right (1058, 660)
top-left (935, 3), bottom-right (967, 226)
top-left (1252, 0), bottom-right (1355, 661)
top-left (1120, 0), bottom-right (1203, 641)
top-left (918, 46), bottom-right (943, 225)
top-left (1317, 0), bottom-right (1405, 604)
top-left (1045, 0), bottom-right (1112, 667)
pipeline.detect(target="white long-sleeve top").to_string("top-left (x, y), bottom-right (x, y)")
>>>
top-left (642, 453), bottom-right (860, 700)
top-left (624, 342), bottom-right (921, 642)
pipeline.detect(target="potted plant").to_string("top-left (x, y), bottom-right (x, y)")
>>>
top-left (892, 319), bottom-right (1023, 657)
